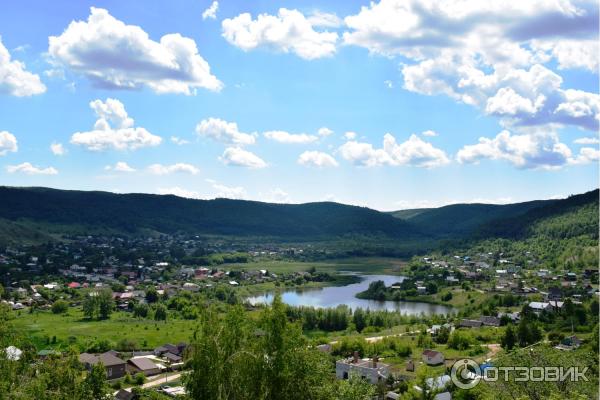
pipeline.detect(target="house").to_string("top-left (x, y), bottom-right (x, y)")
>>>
top-left (163, 352), bottom-right (183, 364)
top-left (546, 287), bottom-right (562, 301)
top-left (37, 349), bottom-right (61, 359)
top-left (459, 319), bottom-right (483, 328)
top-left (67, 282), bottom-right (81, 289)
top-left (154, 343), bottom-right (186, 357)
top-left (127, 357), bottom-right (161, 376)
top-left (527, 302), bottom-right (551, 314)
top-left (336, 352), bottom-right (390, 384)
top-left (556, 335), bottom-right (582, 351)
top-left (422, 349), bottom-right (444, 366)
top-left (386, 392), bottom-right (400, 400)
top-left (478, 316), bottom-right (501, 327)
top-left (406, 359), bottom-right (415, 372)
top-left (79, 352), bottom-right (127, 379)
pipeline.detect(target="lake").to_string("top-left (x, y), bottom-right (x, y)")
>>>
top-left (246, 274), bottom-right (454, 315)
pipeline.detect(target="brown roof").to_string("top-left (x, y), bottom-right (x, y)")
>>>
top-left (98, 352), bottom-right (126, 366)
top-left (422, 349), bottom-right (442, 358)
top-left (128, 357), bottom-right (158, 371)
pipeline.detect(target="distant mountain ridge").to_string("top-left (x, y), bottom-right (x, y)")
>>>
top-left (0, 186), bottom-right (417, 241)
top-left (0, 186), bottom-right (596, 247)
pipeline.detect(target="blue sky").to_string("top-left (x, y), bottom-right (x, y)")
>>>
top-left (0, 0), bottom-right (598, 210)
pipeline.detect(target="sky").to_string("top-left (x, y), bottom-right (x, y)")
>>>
top-left (0, 0), bottom-right (598, 211)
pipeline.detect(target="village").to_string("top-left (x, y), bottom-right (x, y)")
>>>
top-left (1, 233), bottom-right (597, 399)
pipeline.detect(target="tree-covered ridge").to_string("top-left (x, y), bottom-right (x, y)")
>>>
top-left (0, 186), bottom-right (417, 240)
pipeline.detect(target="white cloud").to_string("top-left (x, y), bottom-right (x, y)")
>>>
top-left (574, 137), bottom-right (600, 145)
top-left (49, 7), bottom-right (222, 94)
top-left (339, 133), bottom-right (449, 168)
top-left (263, 130), bottom-right (318, 144)
top-left (457, 130), bottom-right (573, 169)
top-left (297, 151), bottom-right (338, 167)
top-left (219, 147), bottom-right (267, 168)
top-left (207, 179), bottom-right (248, 199)
top-left (343, 0), bottom-right (599, 131)
top-left (307, 11), bottom-right (342, 28)
top-left (259, 187), bottom-right (291, 203)
top-left (569, 146), bottom-right (600, 165)
top-left (344, 131), bottom-right (357, 140)
top-left (384, 80), bottom-right (394, 89)
top-left (202, 1), bottom-right (219, 20)
top-left (170, 136), bottom-right (190, 145)
top-left (6, 162), bottom-right (58, 175)
top-left (50, 142), bottom-right (67, 156)
top-left (395, 197), bottom-right (514, 209)
top-left (317, 127), bottom-right (334, 137)
top-left (422, 130), bottom-right (438, 137)
top-left (0, 131), bottom-right (18, 155)
top-left (158, 186), bottom-right (203, 199)
top-left (196, 117), bottom-right (256, 145)
top-left (147, 163), bottom-right (199, 175)
top-left (222, 8), bottom-right (338, 60)
top-left (339, 140), bottom-right (391, 167)
top-left (0, 37), bottom-right (46, 96)
top-left (70, 98), bottom-right (162, 151)
top-left (105, 161), bottom-right (136, 172)
top-left (383, 134), bottom-right (450, 168)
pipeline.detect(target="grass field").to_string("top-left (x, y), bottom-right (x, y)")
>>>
top-left (12, 309), bottom-right (199, 351)
top-left (224, 257), bottom-right (409, 275)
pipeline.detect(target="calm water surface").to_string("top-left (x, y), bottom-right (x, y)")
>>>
top-left (247, 274), bottom-right (453, 315)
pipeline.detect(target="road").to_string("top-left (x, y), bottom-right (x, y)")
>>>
top-left (142, 372), bottom-right (183, 388)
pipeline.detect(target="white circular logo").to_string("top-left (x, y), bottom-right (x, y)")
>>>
top-left (451, 358), bottom-right (481, 389)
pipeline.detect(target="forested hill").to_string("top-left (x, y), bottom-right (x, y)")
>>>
top-left (0, 186), bottom-right (418, 240)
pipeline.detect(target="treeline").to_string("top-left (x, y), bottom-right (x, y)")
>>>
top-left (285, 304), bottom-right (451, 333)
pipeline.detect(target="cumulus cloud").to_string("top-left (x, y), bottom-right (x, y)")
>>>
top-left (170, 136), bottom-right (190, 145)
top-left (339, 134), bottom-right (449, 168)
top-left (574, 137), bottom-right (599, 145)
top-left (70, 98), bottom-right (162, 151)
top-left (196, 117), bottom-right (256, 145)
top-left (0, 38), bottom-right (46, 96)
top-left (297, 151), bottom-right (338, 167)
top-left (219, 147), bottom-right (267, 168)
top-left (344, 131), bottom-right (357, 140)
top-left (202, 1), bottom-right (219, 20)
top-left (105, 161), bottom-right (136, 172)
top-left (263, 130), bottom-right (318, 144)
top-left (147, 163), bottom-right (199, 175)
top-left (207, 179), bottom-right (248, 199)
top-left (570, 146), bottom-right (600, 165)
top-left (318, 127), bottom-right (334, 136)
top-left (0, 131), bottom-right (18, 155)
top-left (307, 11), bottom-right (342, 28)
top-left (48, 7), bottom-right (222, 94)
top-left (343, 0), bottom-right (599, 131)
top-left (222, 8), bottom-right (338, 60)
top-left (456, 130), bottom-right (574, 169)
top-left (50, 142), bottom-right (67, 156)
top-left (6, 162), bottom-right (58, 175)
top-left (422, 130), bottom-right (438, 137)
top-left (259, 187), bottom-right (291, 203)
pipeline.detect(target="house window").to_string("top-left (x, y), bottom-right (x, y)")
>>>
top-left (107, 368), bottom-right (112, 377)
top-left (343, 372), bottom-right (348, 380)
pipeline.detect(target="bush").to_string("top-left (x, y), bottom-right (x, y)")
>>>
top-left (51, 300), bottom-right (69, 314)
top-left (134, 373), bottom-right (146, 385)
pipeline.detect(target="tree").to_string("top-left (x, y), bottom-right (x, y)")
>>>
top-left (501, 324), bottom-right (516, 350)
top-left (51, 300), bottom-right (69, 314)
top-left (353, 308), bottom-right (367, 333)
top-left (97, 289), bottom-right (114, 319)
top-left (133, 303), bottom-right (149, 318)
top-left (154, 304), bottom-right (167, 321)
top-left (83, 294), bottom-right (97, 319)
top-left (145, 287), bottom-right (159, 303)
top-left (83, 362), bottom-right (110, 399)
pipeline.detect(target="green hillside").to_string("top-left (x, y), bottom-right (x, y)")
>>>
top-left (0, 186), bottom-right (419, 242)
